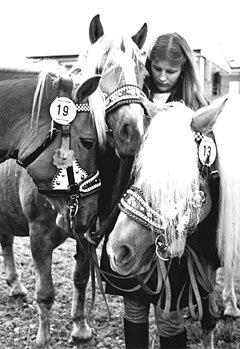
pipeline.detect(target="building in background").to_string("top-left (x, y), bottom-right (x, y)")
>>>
top-left (193, 44), bottom-right (231, 102)
top-left (228, 60), bottom-right (240, 94)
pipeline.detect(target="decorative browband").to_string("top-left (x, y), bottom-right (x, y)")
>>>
top-left (105, 84), bottom-right (146, 113)
top-left (119, 186), bottom-right (166, 232)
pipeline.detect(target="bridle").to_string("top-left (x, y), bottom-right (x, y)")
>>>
top-left (16, 97), bottom-right (101, 209)
top-left (119, 185), bottom-right (205, 262)
top-left (118, 130), bottom-right (218, 261)
top-left (104, 84), bottom-right (147, 114)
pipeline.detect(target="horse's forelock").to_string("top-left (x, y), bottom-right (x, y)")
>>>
top-left (88, 89), bottom-right (107, 148)
top-left (134, 103), bottom-right (200, 241)
top-left (82, 34), bottom-right (144, 85)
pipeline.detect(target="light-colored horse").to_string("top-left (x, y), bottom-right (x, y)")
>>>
top-left (78, 14), bottom-right (149, 158)
top-left (107, 95), bottom-right (240, 348)
top-left (81, 14), bottom-right (152, 238)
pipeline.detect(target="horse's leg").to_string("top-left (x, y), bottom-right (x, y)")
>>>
top-left (30, 223), bottom-right (59, 347)
top-left (222, 267), bottom-right (240, 318)
top-left (69, 237), bottom-right (92, 344)
top-left (200, 268), bottom-right (218, 349)
top-left (1, 235), bottom-right (28, 297)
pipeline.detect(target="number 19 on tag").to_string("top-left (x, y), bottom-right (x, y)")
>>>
top-left (50, 97), bottom-right (77, 125)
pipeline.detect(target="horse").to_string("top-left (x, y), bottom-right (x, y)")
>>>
top-left (0, 13), bottom-right (149, 346)
top-left (74, 14), bottom-right (152, 250)
top-left (106, 95), bottom-right (240, 348)
top-left (78, 14), bottom-right (149, 159)
top-left (0, 63), bottom-right (108, 347)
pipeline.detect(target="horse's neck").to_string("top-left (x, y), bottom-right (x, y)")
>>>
top-left (0, 70), bottom-right (38, 81)
top-left (0, 74), bottom-right (50, 157)
top-left (98, 147), bottom-right (134, 221)
top-left (0, 80), bottom-right (33, 150)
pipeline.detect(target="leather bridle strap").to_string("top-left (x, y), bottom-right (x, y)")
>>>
top-left (91, 247), bottom-right (160, 293)
top-left (175, 245), bottom-right (213, 321)
top-left (16, 127), bottom-right (59, 168)
top-left (85, 204), bottom-right (120, 245)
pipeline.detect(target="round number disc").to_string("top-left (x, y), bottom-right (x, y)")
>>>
top-left (50, 97), bottom-right (77, 125)
top-left (198, 136), bottom-right (217, 166)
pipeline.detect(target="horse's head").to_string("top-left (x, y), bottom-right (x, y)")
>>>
top-left (107, 102), bottom-right (213, 276)
top-left (17, 67), bottom-right (106, 235)
top-left (82, 14), bottom-right (149, 158)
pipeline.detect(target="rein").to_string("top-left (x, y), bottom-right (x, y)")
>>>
top-left (16, 127), bottom-right (60, 168)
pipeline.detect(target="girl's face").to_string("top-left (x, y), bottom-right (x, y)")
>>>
top-left (151, 60), bottom-right (183, 93)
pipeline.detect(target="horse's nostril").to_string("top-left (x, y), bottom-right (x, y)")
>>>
top-left (118, 245), bottom-right (132, 264)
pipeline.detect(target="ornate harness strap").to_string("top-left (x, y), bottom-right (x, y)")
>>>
top-left (119, 186), bottom-right (165, 231)
top-left (105, 84), bottom-right (147, 113)
top-left (119, 185), bottom-right (173, 261)
top-left (18, 98), bottom-right (101, 198)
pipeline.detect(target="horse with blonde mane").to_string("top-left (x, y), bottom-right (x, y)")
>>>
top-left (107, 94), bottom-right (240, 348)
top-left (77, 14), bottom-right (149, 158)
top-left (0, 61), bottom-right (109, 347)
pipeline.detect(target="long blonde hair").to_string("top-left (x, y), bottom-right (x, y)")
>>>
top-left (145, 33), bottom-right (207, 111)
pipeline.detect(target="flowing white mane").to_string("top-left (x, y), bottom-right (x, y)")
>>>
top-left (133, 102), bottom-right (201, 255)
top-left (213, 94), bottom-right (240, 271)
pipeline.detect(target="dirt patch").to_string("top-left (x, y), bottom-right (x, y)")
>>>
top-left (0, 237), bottom-right (240, 348)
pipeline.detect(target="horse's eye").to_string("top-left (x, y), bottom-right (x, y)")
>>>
top-left (81, 138), bottom-right (95, 149)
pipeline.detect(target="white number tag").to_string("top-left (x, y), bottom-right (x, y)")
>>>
top-left (198, 136), bottom-right (216, 166)
top-left (50, 97), bottom-right (77, 125)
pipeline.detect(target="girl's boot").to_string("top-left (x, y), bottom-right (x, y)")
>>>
top-left (159, 328), bottom-right (187, 349)
top-left (124, 318), bottom-right (149, 349)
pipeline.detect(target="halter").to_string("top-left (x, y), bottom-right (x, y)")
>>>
top-left (17, 100), bottom-right (101, 200)
top-left (119, 179), bottom-right (206, 262)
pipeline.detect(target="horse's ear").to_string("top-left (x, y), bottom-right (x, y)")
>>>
top-left (132, 23), bottom-right (148, 49)
top-left (75, 76), bottom-right (101, 102)
top-left (89, 14), bottom-right (104, 44)
top-left (191, 95), bottom-right (229, 133)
